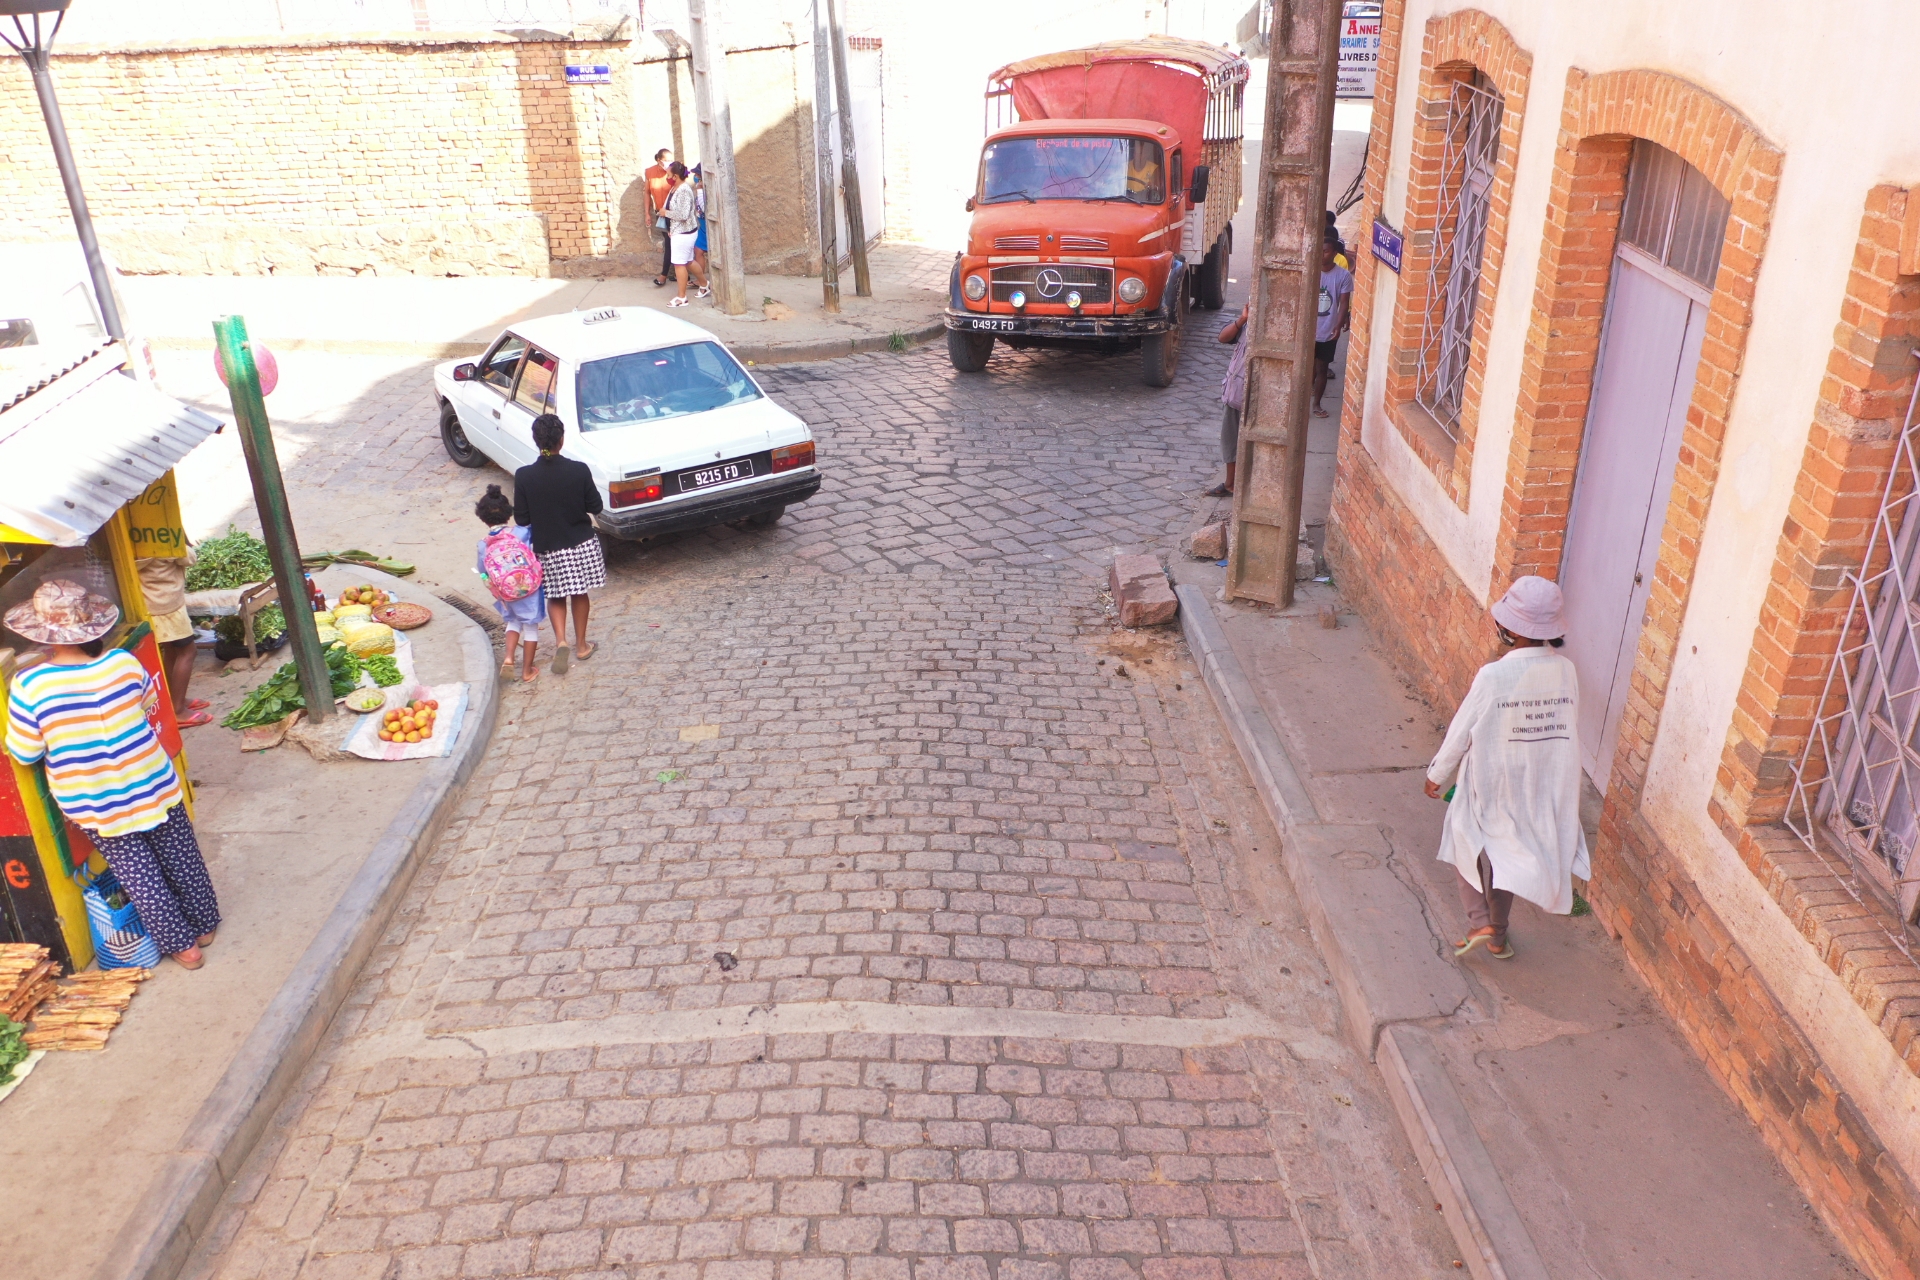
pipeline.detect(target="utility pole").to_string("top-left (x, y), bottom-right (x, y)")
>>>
top-left (810, 0), bottom-right (841, 313)
top-left (686, 0), bottom-right (746, 315)
top-left (3, 1), bottom-right (126, 344)
top-left (1227, 0), bottom-right (1343, 608)
top-left (213, 316), bottom-right (331, 722)
top-left (825, 0), bottom-right (870, 297)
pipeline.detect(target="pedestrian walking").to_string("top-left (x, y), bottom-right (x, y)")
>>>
top-left (1313, 235), bottom-right (1353, 419)
top-left (474, 484), bottom-right (543, 684)
top-left (646, 147), bottom-right (677, 288)
top-left (1423, 575), bottom-right (1590, 959)
top-left (512, 414), bottom-right (604, 673)
top-left (1206, 301), bottom-right (1251, 497)
top-left (5, 579), bottom-right (220, 969)
top-left (663, 161), bottom-right (710, 307)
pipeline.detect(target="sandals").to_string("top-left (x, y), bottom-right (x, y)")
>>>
top-left (575, 642), bottom-right (597, 663)
top-left (1203, 484), bottom-right (1233, 498)
top-left (171, 945), bottom-right (205, 971)
top-left (186, 699), bottom-right (210, 712)
top-left (1453, 928), bottom-right (1515, 959)
top-left (176, 710), bottom-right (214, 728)
top-left (196, 931), bottom-right (217, 949)
top-left (694, 285), bottom-right (712, 299)
top-left (669, 296), bottom-right (690, 308)
top-left (552, 647), bottom-right (570, 675)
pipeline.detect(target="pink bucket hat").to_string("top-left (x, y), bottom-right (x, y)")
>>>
top-left (5, 579), bottom-right (121, 646)
top-left (1491, 575), bottom-right (1565, 640)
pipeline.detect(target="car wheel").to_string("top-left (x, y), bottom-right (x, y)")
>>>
top-left (744, 505), bottom-right (787, 530)
top-left (440, 401), bottom-right (487, 468)
top-left (947, 328), bottom-right (994, 373)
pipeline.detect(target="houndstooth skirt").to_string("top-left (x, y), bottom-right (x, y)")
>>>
top-left (539, 535), bottom-right (606, 600)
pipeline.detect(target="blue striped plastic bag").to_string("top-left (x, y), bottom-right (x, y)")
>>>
top-left (82, 868), bottom-right (161, 970)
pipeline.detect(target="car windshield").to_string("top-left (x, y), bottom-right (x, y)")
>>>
top-left (979, 135), bottom-right (1164, 204)
top-left (575, 341), bottom-right (762, 430)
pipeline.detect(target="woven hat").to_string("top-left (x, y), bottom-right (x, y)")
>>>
top-left (1491, 575), bottom-right (1565, 640)
top-left (5, 579), bottom-right (120, 646)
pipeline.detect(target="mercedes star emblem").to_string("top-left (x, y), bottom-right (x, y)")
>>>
top-left (1036, 268), bottom-right (1066, 299)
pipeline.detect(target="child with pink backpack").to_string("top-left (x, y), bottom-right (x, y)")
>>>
top-left (475, 484), bottom-right (545, 683)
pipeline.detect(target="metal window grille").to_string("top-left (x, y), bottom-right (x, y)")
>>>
top-left (1789, 360), bottom-right (1920, 934)
top-left (1413, 74), bottom-right (1503, 439)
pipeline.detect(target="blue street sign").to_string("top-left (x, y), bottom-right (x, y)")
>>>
top-left (1371, 218), bottom-right (1403, 274)
top-left (565, 64), bottom-right (612, 86)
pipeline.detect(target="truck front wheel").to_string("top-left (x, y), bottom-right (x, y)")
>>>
top-left (1142, 325), bottom-right (1182, 387)
top-left (947, 329), bottom-right (995, 373)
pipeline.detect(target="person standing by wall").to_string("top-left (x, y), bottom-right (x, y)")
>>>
top-left (646, 147), bottom-right (677, 288)
top-left (5, 579), bottom-right (221, 969)
top-left (1312, 235), bottom-right (1353, 419)
top-left (127, 473), bottom-right (210, 727)
top-left (1423, 576), bottom-right (1589, 958)
top-left (664, 161), bottom-right (710, 306)
top-left (1207, 302), bottom-right (1252, 497)
top-left (512, 414), bottom-right (605, 674)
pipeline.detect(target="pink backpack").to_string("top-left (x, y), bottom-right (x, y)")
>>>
top-left (481, 528), bottom-right (542, 602)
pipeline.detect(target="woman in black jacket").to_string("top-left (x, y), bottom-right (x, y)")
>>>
top-left (513, 414), bottom-right (605, 673)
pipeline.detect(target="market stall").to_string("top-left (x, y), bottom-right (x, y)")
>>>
top-left (0, 342), bottom-right (221, 971)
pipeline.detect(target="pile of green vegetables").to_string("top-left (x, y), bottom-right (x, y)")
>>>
top-left (186, 528), bottom-right (287, 645)
top-left (221, 642), bottom-right (405, 730)
top-left (0, 1017), bottom-right (28, 1087)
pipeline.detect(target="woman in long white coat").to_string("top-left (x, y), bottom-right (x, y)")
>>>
top-left (1423, 575), bottom-right (1590, 958)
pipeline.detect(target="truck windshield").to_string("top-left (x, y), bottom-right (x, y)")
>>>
top-left (575, 341), bottom-right (762, 431)
top-left (979, 136), bottom-right (1164, 204)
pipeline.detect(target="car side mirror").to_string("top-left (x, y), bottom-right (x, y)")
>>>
top-left (452, 362), bottom-right (476, 382)
top-left (1188, 165), bottom-right (1211, 206)
top-left (964, 196), bottom-right (977, 213)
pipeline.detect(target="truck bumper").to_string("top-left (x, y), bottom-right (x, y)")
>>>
top-left (944, 309), bottom-right (1174, 338)
top-left (592, 470), bottom-right (822, 541)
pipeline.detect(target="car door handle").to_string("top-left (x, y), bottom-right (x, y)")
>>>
top-left (492, 409), bottom-right (501, 419)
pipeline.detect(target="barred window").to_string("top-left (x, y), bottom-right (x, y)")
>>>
top-left (1791, 366), bottom-right (1920, 931)
top-left (1413, 72), bottom-right (1502, 439)
top-left (1618, 139), bottom-right (1730, 289)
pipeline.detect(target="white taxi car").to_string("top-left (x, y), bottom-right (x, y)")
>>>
top-left (433, 307), bottom-right (819, 538)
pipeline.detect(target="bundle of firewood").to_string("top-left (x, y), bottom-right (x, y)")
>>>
top-left (0, 944), bottom-right (60, 1025)
top-left (22, 968), bottom-right (151, 1051)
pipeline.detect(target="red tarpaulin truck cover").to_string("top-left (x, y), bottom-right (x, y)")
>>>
top-left (992, 36), bottom-right (1245, 151)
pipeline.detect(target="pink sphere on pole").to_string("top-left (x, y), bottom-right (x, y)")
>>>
top-left (213, 341), bottom-right (280, 396)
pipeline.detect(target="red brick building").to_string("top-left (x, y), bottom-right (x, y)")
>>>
top-left (1327, 3), bottom-right (1920, 1275)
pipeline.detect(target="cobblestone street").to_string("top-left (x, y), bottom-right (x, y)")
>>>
top-left (165, 324), bottom-right (1459, 1280)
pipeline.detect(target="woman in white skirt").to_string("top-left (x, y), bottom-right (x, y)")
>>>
top-left (512, 413), bottom-right (606, 673)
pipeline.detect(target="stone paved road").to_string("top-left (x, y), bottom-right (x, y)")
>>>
top-left (164, 317), bottom-right (1460, 1280)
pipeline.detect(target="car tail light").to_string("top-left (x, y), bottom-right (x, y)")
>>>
top-left (771, 441), bottom-right (815, 473)
top-left (610, 471), bottom-right (663, 508)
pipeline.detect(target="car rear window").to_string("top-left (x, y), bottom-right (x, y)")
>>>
top-left (576, 341), bottom-right (762, 430)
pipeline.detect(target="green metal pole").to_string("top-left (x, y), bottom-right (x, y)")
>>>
top-left (213, 316), bottom-right (331, 722)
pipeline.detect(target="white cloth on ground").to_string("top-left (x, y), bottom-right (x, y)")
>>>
top-left (1425, 646), bottom-right (1590, 914)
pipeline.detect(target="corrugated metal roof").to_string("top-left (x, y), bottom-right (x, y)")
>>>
top-left (992, 35), bottom-right (1249, 84)
top-left (0, 344), bottom-right (224, 547)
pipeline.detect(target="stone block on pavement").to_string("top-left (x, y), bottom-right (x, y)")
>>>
top-left (1110, 554), bottom-right (1178, 627)
top-left (1188, 520), bottom-right (1228, 560)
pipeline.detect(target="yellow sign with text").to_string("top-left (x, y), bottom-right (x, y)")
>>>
top-left (125, 471), bottom-right (187, 558)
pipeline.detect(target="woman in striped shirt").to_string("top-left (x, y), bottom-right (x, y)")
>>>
top-left (6, 579), bottom-right (220, 970)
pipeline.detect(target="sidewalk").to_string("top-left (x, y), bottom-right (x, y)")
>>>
top-left (1167, 560), bottom-right (1865, 1279)
top-left (118, 241), bottom-right (953, 365)
top-left (0, 567), bottom-right (497, 1280)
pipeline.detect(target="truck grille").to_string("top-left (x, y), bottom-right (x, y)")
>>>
top-left (1059, 235), bottom-right (1110, 251)
top-left (993, 235), bottom-right (1040, 251)
top-left (988, 263), bottom-right (1114, 305)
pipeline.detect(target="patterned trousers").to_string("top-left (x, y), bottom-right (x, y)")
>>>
top-left (89, 804), bottom-right (221, 956)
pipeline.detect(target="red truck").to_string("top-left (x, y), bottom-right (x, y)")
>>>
top-left (944, 36), bottom-right (1249, 387)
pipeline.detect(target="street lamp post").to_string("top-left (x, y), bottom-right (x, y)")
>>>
top-left (3, 0), bottom-right (127, 343)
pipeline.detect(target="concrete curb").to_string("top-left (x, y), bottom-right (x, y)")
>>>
top-left (1172, 583), bottom-right (1545, 1280)
top-left (94, 571), bottom-right (501, 1280)
top-left (147, 319), bottom-right (948, 366)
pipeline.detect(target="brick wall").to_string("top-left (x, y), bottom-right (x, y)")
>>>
top-left (1330, 10), bottom-right (1920, 1269)
top-left (0, 33), bottom-right (635, 276)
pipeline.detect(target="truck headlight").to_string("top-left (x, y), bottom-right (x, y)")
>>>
top-left (964, 274), bottom-right (986, 301)
top-left (1010, 290), bottom-right (1027, 309)
top-left (1065, 291), bottom-right (1082, 309)
top-left (1118, 277), bottom-right (1147, 303)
